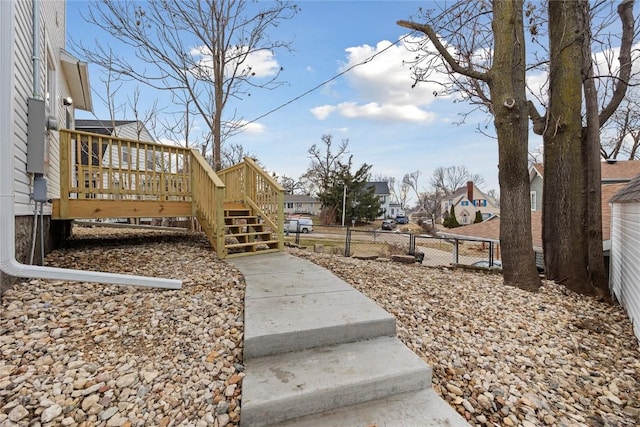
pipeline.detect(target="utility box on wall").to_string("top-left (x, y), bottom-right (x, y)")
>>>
top-left (26, 97), bottom-right (48, 175)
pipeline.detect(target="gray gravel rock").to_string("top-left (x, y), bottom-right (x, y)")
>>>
top-left (292, 247), bottom-right (640, 426)
top-left (2, 227), bottom-right (639, 427)
top-left (1, 228), bottom-right (244, 426)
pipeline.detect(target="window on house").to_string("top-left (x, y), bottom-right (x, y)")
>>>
top-left (461, 201), bottom-right (469, 206)
top-left (285, 202), bottom-right (293, 209)
top-left (530, 191), bottom-right (537, 211)
top-left (122, 147), bottom-right (130, 165)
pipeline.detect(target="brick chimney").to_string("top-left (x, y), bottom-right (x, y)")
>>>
top-left (466, 181), bottom-right (474, 203)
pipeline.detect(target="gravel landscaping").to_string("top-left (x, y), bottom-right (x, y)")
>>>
top-left (1, 227), bottom-right (639, 426)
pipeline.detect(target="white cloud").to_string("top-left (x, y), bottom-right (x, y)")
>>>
top-left (336, 101), bottom-right (436, 123)
top-left (310, 105), bottom-right (336, 120)
top-left (189, 45), bottom-right (280, 79)
top-left (313, 35), bottom-right (450, 123)
top-left (238, 120), bottom-right (266, 134)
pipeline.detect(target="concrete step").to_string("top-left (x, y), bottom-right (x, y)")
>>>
top-left (237, 253), bottom-right (396, 359)
top-left (239, 337), bottom-right (432, 427)
top-left (270, 389), bottom-right (471, 427)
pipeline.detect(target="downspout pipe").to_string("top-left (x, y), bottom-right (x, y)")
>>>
top-left (32, 0), bottom-right (42, 99)
top-left (0, 1), bottom-right (180, 290)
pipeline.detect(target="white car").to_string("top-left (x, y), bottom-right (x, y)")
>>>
top-left (284, 218), bottom-right (313, 233)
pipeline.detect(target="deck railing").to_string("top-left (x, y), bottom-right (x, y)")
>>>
top-left (59, 129), bottom-right (192, 203)
top-left (57, 130), bottom-right (284, 257)
top-left (218, 157), bottom-right (285, 236)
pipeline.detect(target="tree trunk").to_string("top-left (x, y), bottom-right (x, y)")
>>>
top-left (544, 0), bottom-right (595, 295)
top-left (491, 0), bottom-right (541, 291)
top-left (580, 0), bottom-right (609, 298)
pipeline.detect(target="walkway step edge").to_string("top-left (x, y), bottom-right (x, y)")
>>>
top-left (269, 388), bottom-right (471, 427)
top-left (240, 337), bottom-right (431, 427)
top-left (244, 312), bottom-right (396, 359)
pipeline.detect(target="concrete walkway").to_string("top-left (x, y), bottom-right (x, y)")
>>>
top-left (231, 252), bottom-right (470, 427)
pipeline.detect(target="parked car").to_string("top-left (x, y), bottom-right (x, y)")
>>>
top-left (395, 214), bottom-right (409, 224)
top-left (381, 219), bottom-right (397, 230)
top-left (471, 260), bottom-right (502, 269)
top-left (284, 217), bottom-right (313, 233)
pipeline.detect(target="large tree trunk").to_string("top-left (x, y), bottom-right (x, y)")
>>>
top-left (580, 0), bottom-right (608, 298)
top-left (544, 0), bottom-right (595, 295)
top-left (491, 0), bottom-right (541, 291)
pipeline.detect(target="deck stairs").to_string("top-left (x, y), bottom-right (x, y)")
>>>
top-left (223, 207), bottom-right (281, 258)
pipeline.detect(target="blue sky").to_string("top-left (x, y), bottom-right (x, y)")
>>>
top-left (67, 1), bottom-right (509, 197)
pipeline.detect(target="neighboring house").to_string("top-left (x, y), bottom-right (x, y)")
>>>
top-left (367, 181), bottom-right (391, 219)
top-left (441, 161), bottom-right (637, 271)
top-left (529, 160), bottom-right (640, 213)
top-left (74, 120), bottom-right (158, 195)
top-left (609, 174), bottom-right (640, 343)
top-left (1, 0), bottom-right (92, 293)
top-left (441, 181), bottom-right (500, 225)
top-left (284, 194), bottom-right (321, 216)
top-left (388, 203), bottom-right (404, 218)
top-left (75, 119), bottom-right (156, 143)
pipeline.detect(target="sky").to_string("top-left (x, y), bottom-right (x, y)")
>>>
top-left (66, 0), bottom-right (526, 200)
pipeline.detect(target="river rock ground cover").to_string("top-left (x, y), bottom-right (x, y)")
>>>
top-left (1, 227), bottom-right (639, 426)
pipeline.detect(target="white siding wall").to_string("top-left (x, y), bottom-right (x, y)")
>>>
top-left (13, 0), bottom-right (67, 216)
top-left (14, 0), bottom-right (33, 215)
top-left (115, 122), bottom-right (156, 142)
top-left (610, 202), bottom-right (640, 343)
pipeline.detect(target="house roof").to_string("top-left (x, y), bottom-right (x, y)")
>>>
top-left (440, 183), bottom-right (625, 247)
top-left (284, 194), bottom-right (318, 203)
top-left (367, 181), bottom-right (390, 195)
top-left (610, 174), bottom-right (640, 203)
top-left (601, 160), bottom-right (640, 182)
top-left (75, 119), bottom-right (138, 135)
top-left (60, 50), bottom-right (93, 112)
top-left (532, 160), bottom-right (640, 183)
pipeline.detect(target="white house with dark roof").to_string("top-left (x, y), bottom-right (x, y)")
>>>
top-left (284, 194), bottom-right (321, 216)
top-left (366, 181), bottom-right (391, 219)
top-left (75, 119), bottom-right (156, 143)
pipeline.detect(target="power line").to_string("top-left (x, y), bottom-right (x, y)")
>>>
top-left (244, 31), bottom-right (417, 126)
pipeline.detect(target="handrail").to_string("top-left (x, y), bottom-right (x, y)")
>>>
top-left (218, 157), bottom-right (286, 232)
top-left (190, 149), bottom-right (226, 256)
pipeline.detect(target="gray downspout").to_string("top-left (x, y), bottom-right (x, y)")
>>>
top-left (0, 0), bottom-right (181, 290)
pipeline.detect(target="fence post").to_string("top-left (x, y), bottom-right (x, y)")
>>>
top-left (489, 242), bottom-right (494, 266)
top-left (345, 227), bottom-right (351, 257)
top-left (453, 239), bottom-right (459, 264)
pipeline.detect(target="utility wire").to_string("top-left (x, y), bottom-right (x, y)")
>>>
top-left (244, 31), bottom-right (417, 126)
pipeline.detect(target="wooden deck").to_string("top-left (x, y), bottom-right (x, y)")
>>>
top-left (53, 129), bottom-right (285, 258)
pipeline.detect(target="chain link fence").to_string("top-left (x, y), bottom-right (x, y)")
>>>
top-left (286, 227), bottom-right (501, 269)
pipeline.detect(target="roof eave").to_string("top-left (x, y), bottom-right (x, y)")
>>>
top-left (60, 50), bottom-right (93, 112)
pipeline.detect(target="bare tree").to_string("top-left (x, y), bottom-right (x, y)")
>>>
top-left (220, 142), bottom-right (260, 169)
top-left (402, 170), bottom-right (422, 208)
top-left (300, 135), bottom-right (350, 197)
top-left (73, 0), bottom-right (299, 170)
top-left (126, 86), bottom-right (162, 141)
top-left (399, 0), bottom-right (541, 290)
top-left (277, 175), bottom-right (303, 195)
top-left (601, 90), bottom-right (640, 160)
top-left (430, 165), bottom-right (485, 196)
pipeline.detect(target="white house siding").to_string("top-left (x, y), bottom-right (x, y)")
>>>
top-left (13, 0), bottom-right (66, 216)
top-left (610, 202), bottom-right (640, 343)
top-left (114, 122), bottom-right (156, 142)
